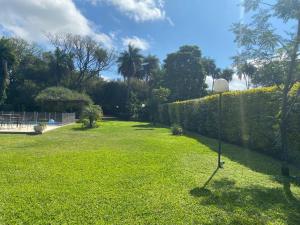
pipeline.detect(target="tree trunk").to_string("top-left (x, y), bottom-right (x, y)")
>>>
top-left (280, 18), bottom-right (300, 176)
top-left (0, 60), bottom-right (8, 104)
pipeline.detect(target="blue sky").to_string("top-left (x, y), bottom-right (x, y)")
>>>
top-left (2, 0), bottom-right (291, 89)
top-left (75, 0), bottom-right (242, 77)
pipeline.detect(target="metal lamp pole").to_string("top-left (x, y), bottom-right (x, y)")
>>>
top-left (214, 79), bottom-right (229, 169)
top-left (218, 92), bottom-right (223, 168)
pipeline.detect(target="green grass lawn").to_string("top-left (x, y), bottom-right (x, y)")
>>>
top-left (0, 120), bottom-right (300, 224)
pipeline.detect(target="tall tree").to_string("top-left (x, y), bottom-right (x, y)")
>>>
top-left (142, 55), bottom-right (160, 83)
top-left (252, 60), bottom-right (287, 87)
top-left (164, 45), bottom-right (207, 101)
top-left (117, 45), bottom-right (143, 81)
top-left (49, 34), bottom-right (114, 91)
top-left (232, 0), bottom-right (300, 176)
top-left (202, 57), bottom-right (220, 91)
top-left (236, 62), bottom-right (256, 89)
top-left (44, 48), bottom-right (74, 86)
top-left (0, 38), bottom-right (15, 105)
top-left (220, 68), bottom-right (234, 82)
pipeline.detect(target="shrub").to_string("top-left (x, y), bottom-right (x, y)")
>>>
top-left (33, 123), bottom-right (47, 134)
top-left (158, 84), bottom-right (300, 164)
top-left (171, 124), bottom-right (183, 135)
top-left (81, 105), bottom-right (103, 128)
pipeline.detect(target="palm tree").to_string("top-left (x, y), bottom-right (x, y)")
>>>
top-left (237, 62), bottom-right (256, 89)
top-left (220, 68), bottom-right (234, 82)
top-left (202, 57), bottom-right (221, 91)
top-left (117, 45), bottom-right (143, 86)
top-left (142, 55), bottom-right (160, 82)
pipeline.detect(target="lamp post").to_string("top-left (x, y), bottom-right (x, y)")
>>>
top-left (214, 79), bottom-right (229, 168)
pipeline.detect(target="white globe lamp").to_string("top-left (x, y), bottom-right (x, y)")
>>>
top-left (214, 78), bottom-right (229, 93)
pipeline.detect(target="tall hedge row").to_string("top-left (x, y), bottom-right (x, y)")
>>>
top-left (158, 85), bottom-right (300, 164)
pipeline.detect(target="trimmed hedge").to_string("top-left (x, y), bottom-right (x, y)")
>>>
top-left (158, 85), bottom-right (300, 164)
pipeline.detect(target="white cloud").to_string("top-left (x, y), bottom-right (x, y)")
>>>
top-left (0, 0), bottom-right (113, 48)
top-left (91, 0), bottom-right (166, 22)
top-left (205, 75), bottom-right (247, 91)
top-left (229, 74), bottom-right (247, 90)
top-left (122, 36), bottom-right (150, 50)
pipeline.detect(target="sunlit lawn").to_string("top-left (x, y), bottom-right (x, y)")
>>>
top-left (0, 120), bottom-right (299, 224)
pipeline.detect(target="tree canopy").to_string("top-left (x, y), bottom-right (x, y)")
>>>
top-left (232, 0), bottom-right (300, 176)
top-left (36, 86), bottom-right (92, 112)
top-left (164, 45), bottom-right (207, 101)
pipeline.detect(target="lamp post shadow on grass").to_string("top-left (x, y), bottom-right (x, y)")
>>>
top-left (189, 167), bottom-right (220, 197)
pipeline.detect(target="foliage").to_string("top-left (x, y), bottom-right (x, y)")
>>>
top-left (81, 104), bottom-right (103, 128)
top-left (231, 0), bottom-right (300, 175)
top-left (158, 85), bottom-right (300, 164)
top-left (49, 34), bottom-right (115, 91)
top-left (148, 87), bottom-right (170, 123)
top-left (171, 123), bottom-right (183, 135)
top-left (201, 59), bottom-right (233, 89)
top-left (141, 55), bottom-right (160, 82)
top-left (252, 60), bottom-right (287, 87)
top-left (164, 45), bottom-right (207, 101)
top-left (220, 68), bottom-right (234, 82)
top-left (0, 38), bottom-right (15, 105)
top-left (202, 57), bottom-right (220, 91)
top-left (117, 45), bottom-right (143, 82)
top-left (33, 122), bottom-right (47, 134)
top-left (236, 62), bottom-right (256, 89)
top-left (0, 36), bottom-right (228, 118)
top-left (0, 121), bottom-right (299, 224)
top-left (35, 86), bottom-right (92, 113)
top-left (93, 81), bottom-right (128, 117)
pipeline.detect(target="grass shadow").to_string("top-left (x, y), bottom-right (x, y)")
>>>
top-left (71, 127), bottom-right (88, 131)
top-left (190, 177), bottom-right (300, 224)
top-left (131, 123), bottom-right (156, 128)
top-left (134, 128), bottom-right (155, 131)
top-left (190, 187), bottom-right (212, 197)
top-left (185, 131), bottom-right (300, 177)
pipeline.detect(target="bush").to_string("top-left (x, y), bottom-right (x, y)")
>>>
top-left (158, 84), bottom-right (300, 164)
top-left (171, 124), bottom-right (183, 135)
top-left (81, 105), bottom-right (103, 128)
top-left (35, 86), bottom-right (92, 113)
top-left (33, 123), bottom-right (47, 134)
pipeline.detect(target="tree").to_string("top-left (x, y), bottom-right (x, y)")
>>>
top-left (81, 104), bottom-right (103, 128)
top-left (117, 45), bottom-right (143, 83)
top-left (142, 55), bottom-right (160, 83)
top-left (202, 57), bottom-right (221, 91)
top-left (252, 60), bottom-right (287, 87)
top-left (93, 81), bottom-right (128, 117)
top-left (117, 44), bottom-right (144, 109)
top-left (44, 48), bottom-right (74, 86)
top-left (0, 38), bottom-right (15, 105)
top-left (149, 87), bottom-right (170, 123)
top-left (220, 68), bottom-right (234, 82)
top-left (49, 34), bottom-right (115, 91)
top-left (236, 62), bottom-right (256, 89)
top-left (35, 86), bottom-right (92, 113)
top-left (164, 45), bottom-right (207, 101)
top-left (231, 0), bottom-right (300, 176)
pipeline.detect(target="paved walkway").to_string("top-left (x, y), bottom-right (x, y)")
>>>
top-left (0, 123), bottom-right (72, 134)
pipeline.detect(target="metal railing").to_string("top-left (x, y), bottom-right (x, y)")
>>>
top-left (0, 112), bottom-right (75, 130)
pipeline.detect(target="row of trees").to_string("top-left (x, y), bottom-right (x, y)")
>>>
top-left (0, 33), bottom-right (294, 120)
top-left (0, 34), bottom-right (237, 119)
